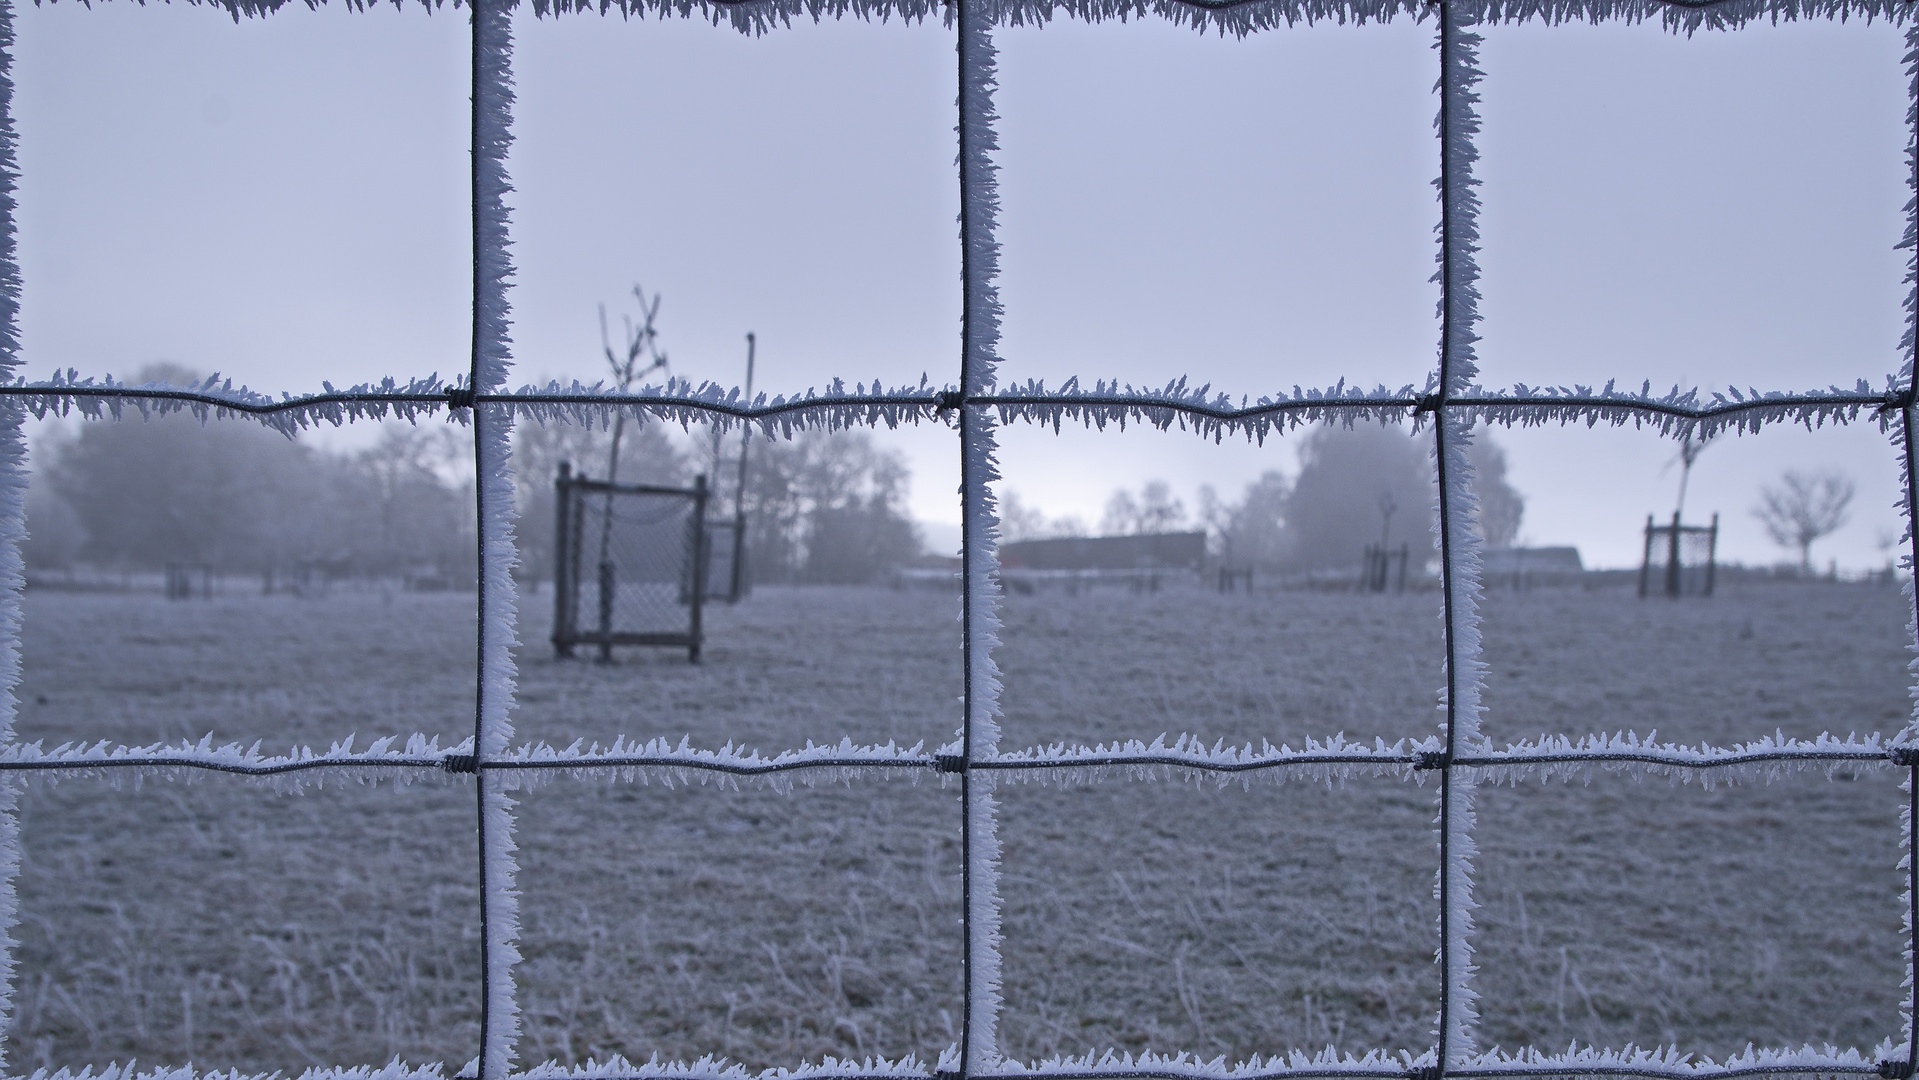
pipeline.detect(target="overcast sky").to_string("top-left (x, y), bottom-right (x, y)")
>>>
top-left (13, 1), bottom-right (1913, 569)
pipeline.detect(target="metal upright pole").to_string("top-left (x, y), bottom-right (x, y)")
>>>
top-left (1639, 514), bottom-right (1653, 598)
top-left (1667, 510), bottom-right (1683, 598)
top-left (553, 462), bottom-right (573, 657)
top-left (1705, 512), bottom-right (1719, 597)
top-left (689, 475), bottom-right (707, 662)
top-left (731, 332), bottom-right (756, 602)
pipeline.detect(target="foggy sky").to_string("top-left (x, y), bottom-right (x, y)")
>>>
top-left (14, 1), bottom-right (1912, 570)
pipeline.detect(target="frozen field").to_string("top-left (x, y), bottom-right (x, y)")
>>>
top-left (3, 578), bottom-right (1913, 1074)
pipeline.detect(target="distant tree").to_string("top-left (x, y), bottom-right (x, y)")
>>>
top-left (45, 363), bottom-right (321, 572)
top-left (1049, 514), bottom-right (1090, 539)
top-left (1755, 469), bottom-right (1854, 574)
top-left (344, 424), bottom-right (474, 578)
top-left (1204, 470), bottom-right (1291, 569)
top-left (999, 489), bottom-right (1049, 543)
top-left (23, 429), bottom-right (86, 571)
top-left (34, 364), bottom-right (482, 581)
top-left (21, 482), bottom-right (85, 571)
top-left (597, 286), bottom-right (671, 486)
top-left (1101, 480), bottom-right (1187, 536)
top-left (741, 430), bottom-right (920, 584)
top-left (1467, 436), bottom-right (1524, 549)
top-left (1283, 424), bottom-right (1433, 572)
top-left (1670, 430), bottom-right (1713, 519)
top-left (1100, 489), bottom-right (1137, 536)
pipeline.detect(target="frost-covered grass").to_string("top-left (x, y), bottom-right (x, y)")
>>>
top-left (3, 580), bottom-right (1911, 1073)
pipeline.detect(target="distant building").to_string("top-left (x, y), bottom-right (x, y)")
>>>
top-left (1000, 532), bottom-right (1208, 572)
top-left (1480, 546), bottom-right (1584, 576)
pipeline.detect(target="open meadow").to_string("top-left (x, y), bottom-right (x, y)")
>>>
top-left (4, 577), bottom-right (1912, 1074)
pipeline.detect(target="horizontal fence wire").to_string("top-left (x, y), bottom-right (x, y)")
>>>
top-left (0, 733), bottom-right (1904, 779)
top-left (0, 379), bottom-right (1898, 432)
top-left (4, 0), bottom-right (1917, 1076)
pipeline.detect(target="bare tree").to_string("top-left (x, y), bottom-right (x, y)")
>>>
top-left (1101, 481), bottom-right (1186, 536)
top-left (1468, 436), bottom-right (1524, 549)
top-left (598, 285), bottom-right (671, 485)
top-left (593, 285), bottom-right (672, 592)
top-left (999, 489), bottom-right (1050, 543)
top-left (1669, 430), bottom-right (1712, 519)
top-left (1754, 469), bottom-right (1855, 574)
top-left (1203, 470), bottom-right (1290, 569)
top-left (1282, 424), bottom-right (1432, 572)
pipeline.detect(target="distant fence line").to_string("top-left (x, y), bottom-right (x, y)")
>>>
top-left (0, 2), bottom-right (1916, 1080)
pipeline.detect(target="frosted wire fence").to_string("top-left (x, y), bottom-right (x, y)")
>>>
top-left (0, 0), bottom-right (1916, 1078)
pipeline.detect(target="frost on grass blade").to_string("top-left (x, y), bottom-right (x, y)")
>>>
top-left (512, 780), bottom-right (961, 1070)
top-left (1473, 767), bottom-right (1904, 1059)
top-left (995, 777), bottom-right (1439, 1062)
top-left (991, 419), bottom-right (1444, 752)
top-left (14, 774), bottom-right (482, 1072)
top-left (16, 586), bottom-right (482, 752)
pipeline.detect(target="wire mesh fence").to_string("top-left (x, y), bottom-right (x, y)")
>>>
top-left (0, 0), bottom-right (1917, 1079)
top-left (1639, 514), bottom-right (1720, 598)
top-left (551, 468), bottom-right (708, 661)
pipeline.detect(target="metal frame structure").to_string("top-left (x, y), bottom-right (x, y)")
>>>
top-left (551, 462), bottom-right (708, 662)
top-left (1638, 511), bottom-right (1720, 598)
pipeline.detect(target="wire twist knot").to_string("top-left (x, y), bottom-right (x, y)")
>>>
top-left (935, 390), bottom-right (966, 415)
top-left (1415, 750), bottom-right (1451, 771)
top-left (1406, 1066), bottom-right (1443, 1080)
top-left (1879, 1061), bottom-right (1914, 1079)
top-left (1414, 393), bottom-right (1445, 415)
top-left (1892, 746), bottom-right (1919, 768)
top-left (935, 754), bottom-right (968, 774)
top-left (442, 753), bottom-right (479, 774)
top-left (445, 385), bottom-right (477, 410)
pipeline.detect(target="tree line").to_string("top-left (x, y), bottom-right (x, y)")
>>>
top-left (25, 366), bottom-right (478, 583)
top-left (24, 366), bottom-right (1530, 586)
top-left (1003, 424), bottom-right (1526, 574)
top-left (24, 365), bottom-right (925, 587)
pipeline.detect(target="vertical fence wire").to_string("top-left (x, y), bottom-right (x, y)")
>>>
top-left (956, 1), bottom-right (1007, 1072)
top-left (1432, 0), bottom-right (1487, 1069)
top-left (468, 0), bottom-right (524, 1073)
top-left (0, 0), bottom-right (24, 1070)
top-left (1898, 20), bottom-right (1919, 1075)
